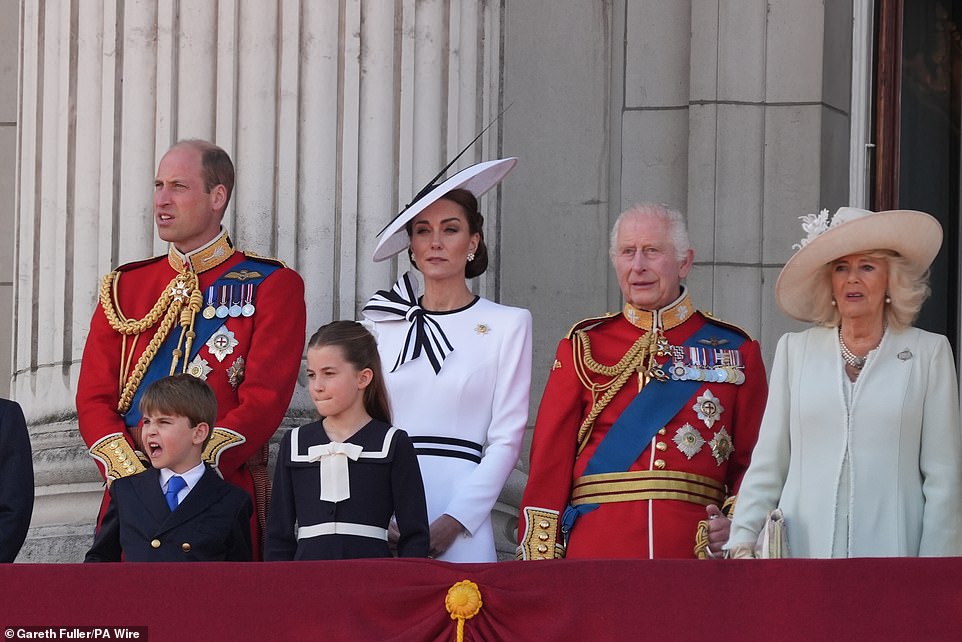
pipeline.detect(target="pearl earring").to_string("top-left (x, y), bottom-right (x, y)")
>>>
top-left (467, 252), bottom-right (476, 262)
top-left (831, 299), bottom-right (836, 307)
top-left (885, 294), bottom-right (892, 304)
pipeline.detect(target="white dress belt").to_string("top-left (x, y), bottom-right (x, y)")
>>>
top-left (296, 522), bottom-right (389, 541)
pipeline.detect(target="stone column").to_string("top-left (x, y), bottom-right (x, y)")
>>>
top-left (0, 0), bottom-right (17, 398)
top-left (686, 0), bottom-right (852, 358)
top-left (15, 0), bottom-right (507, 562)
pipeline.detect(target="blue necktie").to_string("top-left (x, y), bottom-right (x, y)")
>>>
top-left (165, 475), bottom-right (187, 511)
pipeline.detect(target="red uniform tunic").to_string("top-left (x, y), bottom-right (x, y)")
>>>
top-left (76, 232), bottom-right (306, 558)
top-left (519, 292), bottom-right (767, 559)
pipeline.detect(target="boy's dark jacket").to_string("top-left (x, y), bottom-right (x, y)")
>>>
top-left (85, 465), bottom-right (252, 562)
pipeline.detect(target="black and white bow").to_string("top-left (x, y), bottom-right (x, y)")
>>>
top-left (362, 272), bottom-right (454, 374)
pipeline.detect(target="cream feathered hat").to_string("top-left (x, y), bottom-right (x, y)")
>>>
top-left (775, 207), bottom-right (942, 322)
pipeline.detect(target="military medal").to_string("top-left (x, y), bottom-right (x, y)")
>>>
top-left (168, 278), bottom-right (192, 303)
top-left (215, 285), bottom-right (230, 318)
top-left (241, 283), bottom-right (256, 317)
top-left (202, 286), bottom-right (217, 320)
top-left (229, 285), bottom-right (243, 317)
top-left (206, 326), bottom-right (239, 362)
top-left (227, 356), bottom-right (246, 389)
top-left (186, 355), bottom-right (213, 380)
top-left (673, 423), bottom-right (706, 459)
top-left (709, 428), bottom-right (734, 465)
top-left (670, 344), bottom-right (745, 385)
top-left (693, 389), bottom-right (724, 429)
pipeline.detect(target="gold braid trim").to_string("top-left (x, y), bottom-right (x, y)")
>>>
top-left (572, 330), bottom-right (659, 452)
top-left (100, 271), bottom-right (179, 335)
top-left (99, 270), bottom-right (201, 414)
top-left (721, 495), bottom-right (737, 518)
top-left (170, 286), bottom-right (204, 375)
top-left (202, 427), bottom-right (247, 469)
top-left (89, 433), bottom-right (147, 483)
top-left (516, 507), bottom-right (562, 560)
top-left (695, 496), bottom-right (736, 559)
top-left (694, 520), bottom-right (711, 559)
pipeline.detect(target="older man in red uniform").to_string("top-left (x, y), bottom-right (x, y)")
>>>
top-left (76, 140), bottom-right (306, 558)
top-left (518, 203), bottom-right (767, 559)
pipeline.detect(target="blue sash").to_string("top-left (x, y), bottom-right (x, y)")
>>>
top-left (561, 320), bottom-right (745, 535)
top-left (122, 259), bottom-right (279, 428)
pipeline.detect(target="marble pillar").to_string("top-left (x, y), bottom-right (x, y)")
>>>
top-left (14, 0), bottom-right (509, 562)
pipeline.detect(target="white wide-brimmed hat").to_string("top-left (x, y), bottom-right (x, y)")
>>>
top-left (776, 207), bottom-right (942, 322)
top-left (372, 157), bottom-right (518, 262)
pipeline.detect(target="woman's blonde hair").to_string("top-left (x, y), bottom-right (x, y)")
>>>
top-left (810, 250), bottom-right (931, 330)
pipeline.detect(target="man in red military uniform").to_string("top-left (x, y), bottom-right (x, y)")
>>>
top-left (518, 203), bottom-right (767, 559)
top-left (76, 140), bottom-right (306, 559)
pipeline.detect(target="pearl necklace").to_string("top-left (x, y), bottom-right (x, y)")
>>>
top-left (838, 325), bottom-right (885, 370)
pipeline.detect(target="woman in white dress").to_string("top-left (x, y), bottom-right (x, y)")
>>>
top-left (726, 207), bottom-right (962, 558)
top-left (363, 158), bottom-right (532, 562)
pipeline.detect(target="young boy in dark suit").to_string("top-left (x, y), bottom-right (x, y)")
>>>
top-left (85, 375), bottom-right (252, 562)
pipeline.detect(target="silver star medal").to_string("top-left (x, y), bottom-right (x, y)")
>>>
top-left (693, 389), bottom-right (724, 429)
top-left (673, 423), bottom-right (706, 459)
top-left (186, 355), bottom-right (213, 380)
top-left (206, 326), bottom-right (239, 362)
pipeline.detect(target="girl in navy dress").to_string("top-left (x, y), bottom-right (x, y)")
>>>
top-left (265, 321), bottom-right (429, 560)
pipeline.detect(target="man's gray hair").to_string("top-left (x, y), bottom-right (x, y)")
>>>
top-left (609, 203), bottom-right (691, 262)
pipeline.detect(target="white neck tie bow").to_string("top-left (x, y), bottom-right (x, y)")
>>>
top-left (308, 442), bottom-right (364, 503)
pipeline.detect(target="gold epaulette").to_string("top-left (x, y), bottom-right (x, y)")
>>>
top-left (564, 312), bottom-right (620, 340)
top-left (89, 433), bottom-right (147, 483)
top-left (699, 310), bottom-right (755, 341)
top-left (517, 507), bottom-right (565, 560)
top-left (242, 251), bottom-right (288, 269)
top-left (202, 427), bottom-right (247, 473)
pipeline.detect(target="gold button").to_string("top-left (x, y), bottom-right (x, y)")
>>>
top-left (118, 453), bottom-right (127, 461)
top-left (654, 459), bottom-right (666, 469)
top-left (538, 520), bottom-right (550, 529)
top-left (656, 441), bottom-right (668, 451)
top-left (182, 543), bottom-right (191, 553)
top-left (537, 544), bottom-right (548, 554)
top-left (150, 539), bottom-right (161, 549)
top-left (110, 440), bottom-right (119, 448)
top-left (658, 428), bottom-right (666, 435)
top-left (538, 533), bottom-right (549, 541)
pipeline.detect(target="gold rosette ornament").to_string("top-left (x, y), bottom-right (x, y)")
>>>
top-left (445, 580), bottom-right (483, 642)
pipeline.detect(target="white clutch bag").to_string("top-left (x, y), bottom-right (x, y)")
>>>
top-left (755, 508), bottom-right (789, 558)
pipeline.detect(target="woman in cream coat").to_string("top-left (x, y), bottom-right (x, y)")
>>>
top-left (727, 207), bottom-right (962, 558)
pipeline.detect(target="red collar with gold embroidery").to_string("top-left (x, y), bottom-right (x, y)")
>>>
top-left (622, 289), bottom-right (695, 332)
top-left (167, 230), bottom-right (235, 274)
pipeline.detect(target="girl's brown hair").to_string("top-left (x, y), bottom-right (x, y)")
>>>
top-left (307, 321), bottom-right (392, 424)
